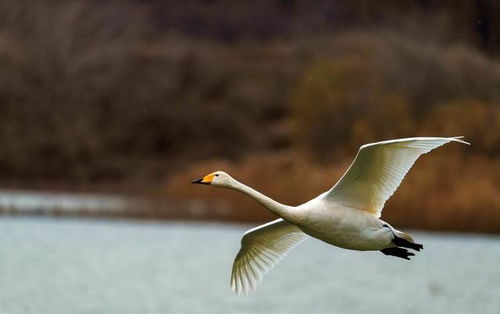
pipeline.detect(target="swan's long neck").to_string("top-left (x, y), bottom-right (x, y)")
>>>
top-left (228, 179), bottom-right (295, 222)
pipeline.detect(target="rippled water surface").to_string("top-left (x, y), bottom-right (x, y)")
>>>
top-left (1, 217), bottom-right (499, 314)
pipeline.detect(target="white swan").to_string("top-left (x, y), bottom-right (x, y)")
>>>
top-left (192, 137), bottom-right (469, 295)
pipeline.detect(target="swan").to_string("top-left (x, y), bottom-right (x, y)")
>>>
top-left (192, 136), bottom-right (469, 295)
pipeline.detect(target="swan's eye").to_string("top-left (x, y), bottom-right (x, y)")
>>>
top-left (215, 174), bottom-right (219, 177)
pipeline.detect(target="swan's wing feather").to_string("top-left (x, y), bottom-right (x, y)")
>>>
top-left (231, 218), bottom-right (308, 295)
top-left (324, 136), bottom-right (469, 218)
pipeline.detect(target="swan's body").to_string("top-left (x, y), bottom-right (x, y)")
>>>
top-left (294, 198), bottom-right (393, 250)
top-left (192, 137), bottom-right (469, 294)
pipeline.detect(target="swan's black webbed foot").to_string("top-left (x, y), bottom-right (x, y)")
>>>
top-left (380, 247), bottom-right (415, 260)
top-left (392, 236), bottom-right (424, 251)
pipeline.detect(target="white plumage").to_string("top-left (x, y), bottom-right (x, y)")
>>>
top-left (230, 218), bottom-right (307, 295)
top-left (325, 136), bottom-right (469, 217)
top-left (192, 136), bottom-right (469, 295)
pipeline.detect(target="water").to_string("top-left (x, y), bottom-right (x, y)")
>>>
top-left (0, 218), bottom-right (499, 314)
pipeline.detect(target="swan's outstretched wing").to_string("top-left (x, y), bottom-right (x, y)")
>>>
top-left (324, 136), bottom-right (469, 218)
top-left (231, 218), bottom-right (308, 295)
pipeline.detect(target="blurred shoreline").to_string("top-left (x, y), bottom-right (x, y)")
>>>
top-left (0, 188), bottom-right (228, 221)
top-left (0, 187), bottom-right (269, 223)
top-left (1, 163), bottom-right (499, 234)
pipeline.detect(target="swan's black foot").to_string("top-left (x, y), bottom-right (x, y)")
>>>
top-left (380, 247), bottom-right (415, 260)
top-left (392, 236), bottom-right (424, 251)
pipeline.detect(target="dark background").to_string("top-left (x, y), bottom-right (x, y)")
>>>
top-left (0, 0), bottom-right (498, 231)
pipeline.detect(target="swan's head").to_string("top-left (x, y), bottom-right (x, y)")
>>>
top-left (191, 171), bottom-right (233, 188)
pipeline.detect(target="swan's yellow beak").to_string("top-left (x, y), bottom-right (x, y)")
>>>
top-left (191, 173), bottom-right (215, 185)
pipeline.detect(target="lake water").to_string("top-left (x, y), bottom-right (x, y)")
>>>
top-left (0, 217), bottom-right (499, 314)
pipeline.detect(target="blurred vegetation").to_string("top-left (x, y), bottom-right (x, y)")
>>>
top-left (291, 33), bottom-right (500, 159)
top-left (0, 0), bottom-right (498, 231)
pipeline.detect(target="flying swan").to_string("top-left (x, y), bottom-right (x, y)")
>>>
top-left (192, 136), bottom-right (469, 295)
